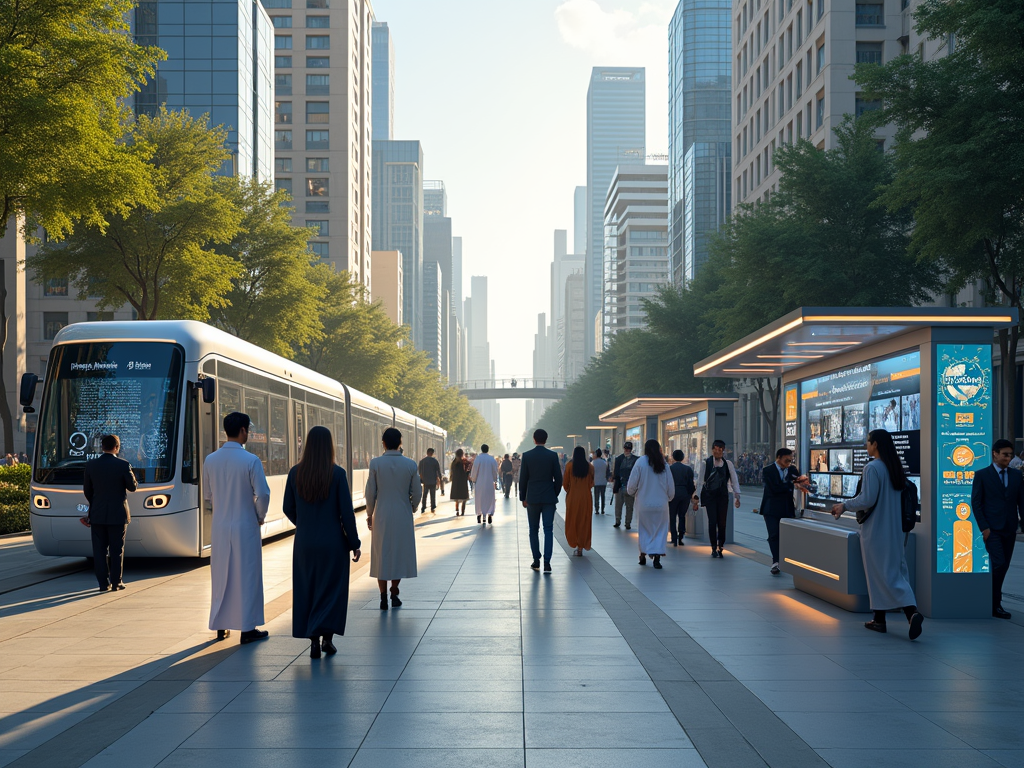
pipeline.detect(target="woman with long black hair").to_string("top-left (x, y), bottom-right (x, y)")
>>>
top-left (449, 448), bottom-right (470, 516)
top-left (832, 429), bottom-right (923, 639)
top-left (627, 439), bottom-right (675, 569)
top-left (563, 445), bottom-right (594, 556)
top-left (283, 426), bottom-right (362, 659)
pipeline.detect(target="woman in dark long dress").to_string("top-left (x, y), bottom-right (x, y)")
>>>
top-left (449, 448), bottom-right (470, 516)
top-left (283, 426), bottom-right (362, 659)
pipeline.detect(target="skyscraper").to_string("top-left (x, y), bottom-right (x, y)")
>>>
top-left (371, 140), bottom-right (424, 345)
top-left (573, 186), bottom-right (587, 256)
top-left (452, 236), bottom-right (463, 324)
top-left (267, 0), bottom-right (373, 287)
top-left (549, 230), bottom-right (585, 380)
top-left (423, 208), bottom-right (452, 371)
top-left (371, 21), bottom-right (394, 141)
top-left (586, 67), bottom-right (646, 360)
top-left (668, 0), bottom-right (732, 286)
top-left (466, 276), bottom-right (499, 436)
top-left (423, 180), bottom-right (447, 217)
top-left (133, 0), bottom-right (274, 182)
top-left (603, 164), bottom-right (670, 345)
top-left (422, 260), bottom-right (442, 369)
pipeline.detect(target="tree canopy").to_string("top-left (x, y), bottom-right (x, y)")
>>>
top-left (0, 0), bottom-right (163, 241)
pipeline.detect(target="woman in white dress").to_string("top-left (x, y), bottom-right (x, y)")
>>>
top-left (627, 439), bottom-right (675, 569)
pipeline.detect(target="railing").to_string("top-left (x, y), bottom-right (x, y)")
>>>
top-left (455, 378), bottom-right (569, 391)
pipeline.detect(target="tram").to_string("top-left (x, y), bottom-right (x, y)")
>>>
top-left (23, 321), bottom-right (445, 558)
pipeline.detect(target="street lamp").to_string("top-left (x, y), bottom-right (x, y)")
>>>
top-left (567, 434), bottom-right (581, 448)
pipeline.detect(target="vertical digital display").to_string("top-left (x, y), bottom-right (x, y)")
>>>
top-left (799, 350), bottom-right (921, 513)
top-left (935, 344), bottom-right (992, 574)
top-left (784, 385), bottom-right (798, 451)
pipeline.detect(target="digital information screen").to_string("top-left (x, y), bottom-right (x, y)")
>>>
top-left (800, 350), bottom-right (922, 514)
top-left (935, 344), bottom-right (992, 574)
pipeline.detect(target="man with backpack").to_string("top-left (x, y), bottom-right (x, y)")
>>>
top-left (612, 442), bottom-right (638, 529)
top-left (693, 440), bottom-right (741, 557)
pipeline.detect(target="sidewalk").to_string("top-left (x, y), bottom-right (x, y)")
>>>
top-left (0, 491), bottom-right (1022, 767)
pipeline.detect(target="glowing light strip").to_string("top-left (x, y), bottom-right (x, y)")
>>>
top-left (784, 557), bottom-right (840, 580)
top-left (723, 368), bottom-right (774, 373)
top-left (31, 484), bottom-right (176, 494)
top-left (803, 314), bottom-right (1014, 324)
top-left (756, 354), bottom-right (825, 359)
top-left (787, 341), bottom-right (861, 346)
top-left (694, 318), bottom-right (804, 374)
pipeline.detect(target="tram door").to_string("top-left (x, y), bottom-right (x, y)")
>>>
top-left (196, 380), bottom-right (218, 553)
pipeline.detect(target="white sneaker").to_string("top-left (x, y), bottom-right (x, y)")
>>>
top-left (770, 563), bottom-right (781, 575)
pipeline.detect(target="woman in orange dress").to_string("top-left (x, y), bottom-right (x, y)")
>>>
top-left (563, 445), bottom-right (595, 556)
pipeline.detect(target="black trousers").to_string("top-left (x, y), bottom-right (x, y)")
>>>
top-left (421, 483), bottom-right (436, 510)
top-left (764, 512), bottom-right (795, 564)
top-left (594, 485), bottom-right (607, 513)
top-left (705, 493), bottom-right (729, 548)
top-left (502, 475), bottom-right (513, 497)
top-left (91, 523), bottom-right (127, 587)
top-left (669, 496), bottom-right (687, 542)
top-left (986, 527), bottom-right (1017, 609)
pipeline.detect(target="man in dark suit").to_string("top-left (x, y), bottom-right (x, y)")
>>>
top-left (971, 438), bottom-right (1024, 619)
top-left (760, 447), bottom-right (808, 576)
top-left (668, 450), bottom-right (695, 546)
top-left (518, 428), bottom-right (562, 573)
top-left (612, 442), bottom-right (638, 529)
top-left (83, 434), bottom-right (138, 592)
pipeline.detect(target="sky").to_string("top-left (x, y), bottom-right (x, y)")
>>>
top-left (372, 0), bottom-right (678, 449)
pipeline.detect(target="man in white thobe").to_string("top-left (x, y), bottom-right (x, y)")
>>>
top-left (469, 445), bottom-right (499, 525)
top-left (203, 411), bottom-right (271, 644)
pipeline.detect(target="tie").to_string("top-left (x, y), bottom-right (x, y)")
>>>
top-left (1000, 469), bottom-right (1007, 488)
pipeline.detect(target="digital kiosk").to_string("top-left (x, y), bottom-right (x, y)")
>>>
top-left (599, 395), bottom-right (738, 544)
top-left (694, 307), bottom-right (1017, 618)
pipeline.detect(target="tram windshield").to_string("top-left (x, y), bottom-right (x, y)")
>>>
top-left (35, 342), bottom-right (184, 485)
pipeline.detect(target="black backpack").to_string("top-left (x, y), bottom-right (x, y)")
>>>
top-left (900, 482), bottom-right (918, 534)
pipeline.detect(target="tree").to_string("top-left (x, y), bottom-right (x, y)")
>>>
top-left (854, 0), bottom-right (1024, 438)
top-left (211, 179), bottom-right (327, 357)
top-left (0, 0), bottom-right (163, 241)
top-left (297, 271), bottom-right (406, 398)
top-left (28, 110), bottom-right (242, 320)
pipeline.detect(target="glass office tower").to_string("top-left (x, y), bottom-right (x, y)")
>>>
top-left (586, 67), bottom-right (646, 361)
top-left (371, 21), bottom-right (394, 141)
top-left (668, 0), bottom-right (731, 286)
top-left (134, 0), bottom-right (274, 182)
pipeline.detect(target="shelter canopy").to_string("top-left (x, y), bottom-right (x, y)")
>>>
top-left (599, 394), bottom-right (739, 423)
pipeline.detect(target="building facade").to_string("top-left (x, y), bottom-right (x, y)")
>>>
top-left (668, 0), bottom-right (732, 285)
top-left (602, 164), bottom-right (671, 346)
top-left (422, 260), bottom-right (442, 368)
top-left (549, 230), bottom-right (585, 381)
top-left (563, 271), bottom-right (587, 383)
top-left (586, 67), bottom-right (646, 361)
top-left (267, 0), bottom-right (373, 286)
top-left (370, 249), bottom-right (402, 325)
top-left (732, 0), bottom-right (910, 206)
top-left (465, 276), bottom-right (499, 437)
top-left (371, 140), bottom-right (423, 345)
top-left (370, 20), bottom-right (394, 141)
top-left (133, 0), bottom-right (274, 182)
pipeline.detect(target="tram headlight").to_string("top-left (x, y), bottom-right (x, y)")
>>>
top-left (32, 495), bottom-right (50, 510)
top-left (143, 494), bottom-right (171, 510)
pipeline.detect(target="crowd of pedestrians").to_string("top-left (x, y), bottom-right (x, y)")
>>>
top-left (735, 451), bottom-right (770, 486)
top-left (83, 411), bottom-right (1024, 658)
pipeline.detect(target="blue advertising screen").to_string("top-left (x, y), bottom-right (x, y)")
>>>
top-left (935, 344), bottom-right (993, 574)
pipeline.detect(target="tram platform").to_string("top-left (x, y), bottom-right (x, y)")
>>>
top-left (2, 492), bottom-right (1024, 768)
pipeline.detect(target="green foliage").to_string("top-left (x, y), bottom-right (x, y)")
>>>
top-left (0, 465), bottom-right (30, 534)
top-left (0, 0), bottom-right (164, 241)
top-left (27, 109), bottom-right (243, 320)
top-left (211, 178), bottom-right (327, 357)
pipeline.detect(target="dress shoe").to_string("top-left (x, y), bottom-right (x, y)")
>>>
top-left (113, 583), bottom-right (126, 591)
top-left (994, 606), bottom-right (1012, 619)
top-left (909, 612), bottom-right (924, 640)
top-left (770, 564), bottom-right (781, 575)
top-left (863, 620), bottom-right (887, 633)
top-left (653, 556), bottom-right (662, 569)
top-left (310, 637), bottom-right (321, 659)
top-left (217, 629), bottom-right (231, 640)
top-left (380, 594), bottom-right (389, 610)
top-left (391, 595), bottom-right (402, 608)
top-left (239, 629), bottom-right (269, 645)
top-left (487, 514), bottom-right (492, 524)
top-left (679, 538), bottom-right (685, 546)
top-left (321, 635), bottom-right (337, 655)
top-left (543, 562), bottom-right (552, 573)
top-left (625, 524), bottom-right (631, 530)
top-left (613, 522), bottom-right (620, 528)
top-left (530, 559), bottom-right (540, 570)
top-left (477, 515), bottom-right (482, 523)
top-left (98, 584), bottom-right (110, 593)
top-left (710, 549), bottom-right (717, 558)
top-left (639, 554), bottom-right (647, 566)
top-left (672, 540), bottom-right (678, 547)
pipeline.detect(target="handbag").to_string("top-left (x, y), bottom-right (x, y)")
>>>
top-left (699, 459), bottom-right (727, 507)
top-left (852, 476), bottom-right (873, 523)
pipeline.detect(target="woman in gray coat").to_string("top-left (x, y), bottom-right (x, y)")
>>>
top-left (832, 429), bottom-right (923, 640)
top-left (366, 427), bottom-right (422, 610)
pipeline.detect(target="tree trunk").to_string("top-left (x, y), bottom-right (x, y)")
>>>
top-left (1002, 325), bottom-right (1020, 444)
top-left (754, 377), bottom-right (783, 457)
top-left (0, 267), bottom-right (15, 455)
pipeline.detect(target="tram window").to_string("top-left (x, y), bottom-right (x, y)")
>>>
top-left (218, 384), bottom-right (242, 445)
top-left (182, 388), bottom-right (197, 484)
top-left (270, 397), bottom-right (289, 475)
top-left (203, 359), bottom-right (216, 374)
top-left (295, 402), bottom-right (306, 459)
top-left (334, 402), bottom-right (346, 463)
top-left (245, 391), bottom-right (269, 474)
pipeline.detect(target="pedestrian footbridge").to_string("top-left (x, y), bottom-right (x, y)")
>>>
top-left (456, 378), bottom-right (568, 400)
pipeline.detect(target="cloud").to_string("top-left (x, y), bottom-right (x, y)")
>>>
top-left (554, 0), bottom-right (674, 63)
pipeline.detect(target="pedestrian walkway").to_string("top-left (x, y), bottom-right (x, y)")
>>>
top-left (1, 491), bottom-right (1023, 767)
